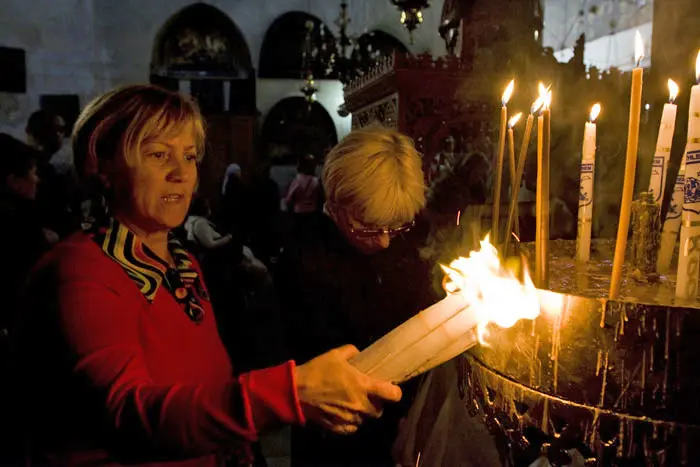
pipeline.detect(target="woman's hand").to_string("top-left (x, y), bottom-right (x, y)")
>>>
top-left (294, 345), bottom-right (402, 435)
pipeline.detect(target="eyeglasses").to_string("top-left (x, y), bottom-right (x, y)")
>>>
top-left (349, 220), bottom-right (415, 238)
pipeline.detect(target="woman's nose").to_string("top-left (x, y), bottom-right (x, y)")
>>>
top-left (376, 233), bottom-right (391, 249)
top-left (167, 155), bottom-right (191, 182)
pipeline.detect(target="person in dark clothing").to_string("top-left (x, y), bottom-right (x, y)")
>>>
top-left (219, 163), bottom-right (251, 246)
top-left (0, 133), bottom-right (53, 465)
top-left (277, 126), bottom-right (438, 467)
top-left (248, 163), bottom-right (282, 265)
top-left (0, 134), bottom-right (52, 335)
top-left (26, 109), bottom-right (81, 238)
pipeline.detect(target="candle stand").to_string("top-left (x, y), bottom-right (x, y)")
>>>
top-left (460, 239), bottom-right (700, 466)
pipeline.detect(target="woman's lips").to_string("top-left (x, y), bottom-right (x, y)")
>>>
top-left (161, 194), bottom-right (184, 203)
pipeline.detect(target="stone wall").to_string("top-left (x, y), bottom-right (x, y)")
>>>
top-left (0, 0), bottom-right (446, 141)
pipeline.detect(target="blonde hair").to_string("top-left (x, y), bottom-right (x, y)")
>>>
top-left (72, 84), bottom-right (205, 179)
top-left (323, 125), bottom-right (426, 227)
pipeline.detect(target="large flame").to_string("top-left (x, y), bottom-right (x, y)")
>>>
top-left (668, 79), bottom-right (679, 103)
top-left (696, 50), bottom-right (700, 84)
top-left (590, 103), bottom-right (601, 122)
top-left (635, 30), bottom-right (644, 66)
top-left (508, 112), bottom-right (522, 128)
top-left (502, 79), bottom-right (515, 106)
top-left (440, 235), bottom-right (541, 343)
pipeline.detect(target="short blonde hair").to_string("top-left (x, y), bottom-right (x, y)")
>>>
top-left (72, 84), bottom-right (205, 179)
top-left (323, 126), bottom-right (426, 227)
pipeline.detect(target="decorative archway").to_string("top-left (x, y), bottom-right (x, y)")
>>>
top-left (151, 3), bottom-right (252, 79)
top-left (261, 97), bottom-right (338, 165)
top-left (150, 3), bottom-right (255, 115)
top-left (258, 11), bottom-right (337, 79)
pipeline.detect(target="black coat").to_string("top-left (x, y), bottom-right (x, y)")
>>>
top-left (0, 189), bottom-right (51, 331)
top-left (276, 215), bottom-right (439, 466)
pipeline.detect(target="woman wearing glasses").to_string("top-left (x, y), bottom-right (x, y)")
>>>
top-left (277, 125), bottom-right (438, 467)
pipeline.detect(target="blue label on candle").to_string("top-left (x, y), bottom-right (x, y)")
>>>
top-left (667, 174), bottom-right (685, 220)
top-left (684, 150), bottom-right (700, 213)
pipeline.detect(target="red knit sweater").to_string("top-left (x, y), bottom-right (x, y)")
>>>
top-left (18, 232), bottom-right (304, 466)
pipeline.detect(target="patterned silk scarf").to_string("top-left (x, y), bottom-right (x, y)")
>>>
top-left (91, 218), bottom-right (208, 322)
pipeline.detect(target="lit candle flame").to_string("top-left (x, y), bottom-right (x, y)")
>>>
top-left (502, 79), bottom-right (515, 106)
top-left (508, 113), bottom-right (522, 128)
top-left (543, 90), bottom-right (552, 111)
top-left (440, 235), bottom-right (543, 343)
top-left (668, 79), bottom-right (679, 103)
top-left (589, 103), bottom-right (601, 122)
top-left (695, 50), bottom-right (700, 84)
top-left (531, 96), bottom-right (545, 114)
top-left (531, 83), bottom-right (550, 114)
top-left (634, 30), bottom-right (644, 67)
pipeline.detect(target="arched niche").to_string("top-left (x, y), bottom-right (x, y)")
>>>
top-left (261, 97), bottom-right (338, 165)
top-left (258, 12), bottom-right (337, 79)
top-left (151, 3), bottom-right (253, 80)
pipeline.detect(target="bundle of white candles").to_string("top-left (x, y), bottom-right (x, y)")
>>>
top-left (349, 293), bottom-right (475, 383)
top-left (350, 236), bottom-right (541, 383)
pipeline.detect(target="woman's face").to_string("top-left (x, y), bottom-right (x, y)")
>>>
top-left (112, 126), bottom-right (198, 234)
top-left (333, 206), bottom-right (408, 255)
top-left (8, 164), bottom-right (40, 200)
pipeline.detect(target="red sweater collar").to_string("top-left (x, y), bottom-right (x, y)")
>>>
top-left (91, 218), bottom-right (208, 323)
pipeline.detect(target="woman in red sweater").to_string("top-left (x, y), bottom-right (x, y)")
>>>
top-left (16, 85), bottom-right (402, 467)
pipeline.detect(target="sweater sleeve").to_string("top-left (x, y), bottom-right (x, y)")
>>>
top-left (193, 218), bottom-right (232, 249)
top-left (51, 253), bottom-right (305, 458)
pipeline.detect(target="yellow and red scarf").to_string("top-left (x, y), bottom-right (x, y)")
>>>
top-left (91, 218), bottom-right (208, 322)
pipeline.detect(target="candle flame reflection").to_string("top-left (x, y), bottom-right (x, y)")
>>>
top-left (508, 113), bottom-right (522, 128)
top-left (668, 79), bottom-right (679, 103)
top-left (635, 31), bottom-right (644, 67)
top-left (502, 79), bottom-right (515, 106)
top-left (590, 103), bottom-right (601, 122)
top-left (440, 235), bottom-right (542, 344)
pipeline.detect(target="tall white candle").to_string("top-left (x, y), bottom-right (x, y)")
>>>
top-left (657, 159), bottom-right (685, 273)
top-left (676, 51), bottom-right (700, 299)
top-left (577, 103), bottom-right (601, 263)
top-left (648, 80), bottom-right (679, 204)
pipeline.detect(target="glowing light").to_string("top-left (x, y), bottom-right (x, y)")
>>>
top-left (502, 80), bottom-right (515, 106)
top-left (696, 50), bottom-right (700, 83)
top-left (531, 83), bottom-right (548, 114)
top-left (668, 79), bottom-right (679, 103)
top-left (634, 31), bottom-right (644, 67)
top-left (543, 90), bottom-right (552, 110)
top-left (440, 235), bottom-right (541, 343)
top-left (508, 112), bottom-right (522, 128)
top-left (589, 103), bottom-right (601, 122)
